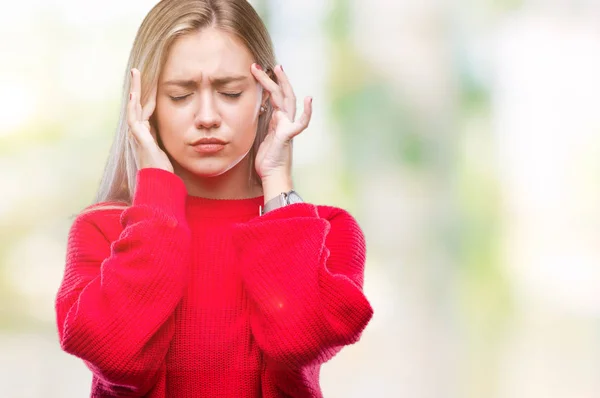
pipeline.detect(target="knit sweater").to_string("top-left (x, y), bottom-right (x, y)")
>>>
top-left (55, 167), bottom-right (373, 398)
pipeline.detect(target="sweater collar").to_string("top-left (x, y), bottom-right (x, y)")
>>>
top-left (185, 194), bottom-right (264, 218)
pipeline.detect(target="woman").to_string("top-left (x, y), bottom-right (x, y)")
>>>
top-left (55, 0), bottom-right (373, 397)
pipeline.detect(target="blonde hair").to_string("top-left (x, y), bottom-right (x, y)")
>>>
top-left (82, 0), bottom-right (276, 215)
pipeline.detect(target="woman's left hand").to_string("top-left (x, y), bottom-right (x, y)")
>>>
top-left (251, 63), bottom-right (313, 184)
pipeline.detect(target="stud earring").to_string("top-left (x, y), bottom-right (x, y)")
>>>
top-left (260, 105), bottom-right (266, 113)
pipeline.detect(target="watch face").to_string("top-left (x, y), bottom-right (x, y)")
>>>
top-left (286, 191), bottom-right (304, 204)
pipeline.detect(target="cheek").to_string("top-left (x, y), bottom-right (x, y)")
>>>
top-left (155, 100), bottom-right (187, 139)
top-left (227, 104), bottom-right (259, 146)
top-left (227, 94), bottom-right (260, 127)
top-left (154, 99), bottom-right (170, 130)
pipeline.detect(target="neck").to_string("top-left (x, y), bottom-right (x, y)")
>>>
top-left (173, 155), bottom-right (263, 200)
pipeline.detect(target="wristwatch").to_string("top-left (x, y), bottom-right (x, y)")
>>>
top-left (260, 190), bottom-right (304, 216)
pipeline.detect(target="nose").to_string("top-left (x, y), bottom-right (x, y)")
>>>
top-left (193, 92), bottom-right (221, 130)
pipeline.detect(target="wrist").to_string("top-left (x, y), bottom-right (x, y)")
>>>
top-left (261, 175), bottom-right (293, 204)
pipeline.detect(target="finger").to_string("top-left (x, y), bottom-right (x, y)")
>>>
top-left (142, 84), bottom-right (157, 121)
top-left (131, 68), bottom-right (143, 121)
top-left (251, 63), bottom-right (284, 109)
top-left (127, 69), bottom-right (137, 128)
top-left (273, 65), bottom-right (297, 119)
top-left (293, 97), bottom-right (313, 136)
top-left (127, 91), bottom-right (151, 145)
top-left (130, 68), bottom-right (140, 96)
top-left (127, 91), bottom-right (139, 141)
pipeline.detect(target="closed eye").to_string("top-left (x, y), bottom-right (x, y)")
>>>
top-left (221, 92), bottom-right (242, 98)
top-left (170, 92), bottom-right (241, 101)
top-left (170, 94), bottom-right (191, 102)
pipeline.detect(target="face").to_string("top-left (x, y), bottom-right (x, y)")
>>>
top-left (154, 27), bottom-right (266, 178)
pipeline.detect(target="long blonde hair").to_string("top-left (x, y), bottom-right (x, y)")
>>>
top-left (84, 0), bottom-right (276, 214)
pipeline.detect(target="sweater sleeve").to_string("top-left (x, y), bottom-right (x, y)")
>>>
top-left (55, 168), bottom-right (191, 396)
top-left (232, 203), bottom-right (373, 370)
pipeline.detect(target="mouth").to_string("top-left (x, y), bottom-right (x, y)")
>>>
top-left (190, 137), bottom-right (227, 154)
top-left (190, 137), bottom-right (228, 145)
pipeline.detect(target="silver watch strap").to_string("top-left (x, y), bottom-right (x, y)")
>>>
top-left (260, 193), bottom-right (286, 216)
top-left (259, 190), bottom-right (304, 216)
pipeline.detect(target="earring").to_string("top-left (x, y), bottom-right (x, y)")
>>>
top-left (260, 105), bottom-right (266, 113)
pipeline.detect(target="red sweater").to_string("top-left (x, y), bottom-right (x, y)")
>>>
top-left (55, 167), bottom-right (373, 397)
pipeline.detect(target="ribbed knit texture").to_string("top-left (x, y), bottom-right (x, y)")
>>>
top-left (55, 167), bottom-right (373, 398)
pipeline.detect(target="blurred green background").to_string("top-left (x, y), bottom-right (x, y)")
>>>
top-left (2, 0), bottom-right (600, 396)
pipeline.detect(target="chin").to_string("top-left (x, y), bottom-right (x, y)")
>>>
top-left (172, 149), bottom-right (252, 179)
top-left (185, 159), bottom-right (242, 178)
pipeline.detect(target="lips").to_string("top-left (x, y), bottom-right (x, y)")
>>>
top-left (191, 137), bottom-right (227, 145)
top-left (190, 137), bottom-right (227, 154)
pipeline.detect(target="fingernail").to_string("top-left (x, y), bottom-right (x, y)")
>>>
top-left (255, 63), bottom-right (263, 71)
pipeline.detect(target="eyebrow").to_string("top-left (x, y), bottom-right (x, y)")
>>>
top-left (162, 75), bottom-right (248, 87)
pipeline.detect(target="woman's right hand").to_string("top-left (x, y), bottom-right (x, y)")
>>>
top-left (127, 68), bottom-right (174, 173)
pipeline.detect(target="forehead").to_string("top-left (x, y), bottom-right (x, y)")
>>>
top-left (161, 27), bottom-right (254, 81)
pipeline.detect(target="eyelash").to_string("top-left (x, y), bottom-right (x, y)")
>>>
top-left (170, 95), bottom-right (189, 102)
top-left (222, 92), bottom-right (243, 98)
top-left (170, 92), bottom-right (242, 102)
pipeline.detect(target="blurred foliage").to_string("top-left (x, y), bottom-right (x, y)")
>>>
top-left (326, 0), bottom-right (425, 178)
